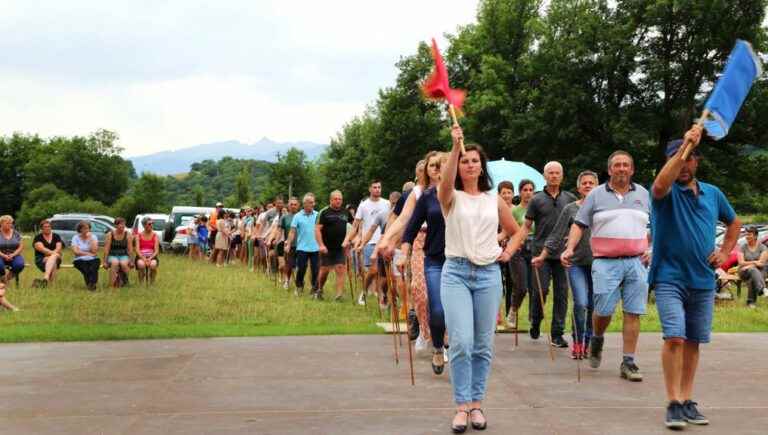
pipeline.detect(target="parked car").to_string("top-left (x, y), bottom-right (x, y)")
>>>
top-left (132, 213), bottom-right (169, 243)
top-left (49, 216), bottom-right (116, 247)
top-left (170, 215), bottom-right (197, 252)
top-left (164, 206), bottom-right (215, 251)
top-left (52, 213), bottom-right (115, 226)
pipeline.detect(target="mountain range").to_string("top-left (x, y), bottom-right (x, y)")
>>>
top-left (128, 137), bottom-right (328, 175)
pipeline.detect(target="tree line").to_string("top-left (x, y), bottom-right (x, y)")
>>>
top-left (0, 130), bottom-right (326, 230)
top-left (317, 0), bottom-right (768, 212)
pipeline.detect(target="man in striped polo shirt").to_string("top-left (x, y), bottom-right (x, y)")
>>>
top-left (561, 150), bottom-right (650, 382)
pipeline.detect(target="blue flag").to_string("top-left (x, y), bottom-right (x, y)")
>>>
top-left (703, 40), bottom-right (762, 140)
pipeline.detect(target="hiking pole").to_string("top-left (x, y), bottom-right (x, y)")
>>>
top-left (346, 256), bottom-right (355, 304)
top-left (533, 267), bottom-right (555, 361)
top-left (564, 269), bottom-right (581, 383)
top-left (403, 257), bottom-right (415, 385)
top-left (384, 260), bottom-right (399, 365)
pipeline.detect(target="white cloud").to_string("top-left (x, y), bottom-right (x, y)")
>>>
top-left (0, 0), bottom-right (478, 156)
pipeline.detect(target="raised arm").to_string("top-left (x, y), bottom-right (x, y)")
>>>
top-left (438, 125), bottom-right (463, 213)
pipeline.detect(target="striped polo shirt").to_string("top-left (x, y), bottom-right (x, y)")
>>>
top-left (575, 182), bottom-right (650, 258)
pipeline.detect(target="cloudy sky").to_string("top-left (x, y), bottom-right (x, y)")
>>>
top-left (0, 0), bottom-right (478, 156)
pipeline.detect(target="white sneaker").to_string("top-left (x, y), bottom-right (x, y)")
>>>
top-left (762, 288), bottom-right (768, 297)
top-left (715, 291), bottom-right (733, 300)
top-left (357, 292), bottom-right (366, 306)
top-left (282, 280), bottom-right (289, 290)
top-left (415, 335), bottom-right (428, 355)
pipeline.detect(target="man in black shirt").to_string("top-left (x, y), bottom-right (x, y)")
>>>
top-left (523, 161), bottom-right (577, 347)
top-left (317, 190), bottom-right (353, 301)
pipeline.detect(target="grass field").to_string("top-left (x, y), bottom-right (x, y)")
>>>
top-left (1, 240), bottom-right (767, 343)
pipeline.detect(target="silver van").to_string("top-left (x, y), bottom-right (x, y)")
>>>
top-left (49, 216), bottom-right (115, 247)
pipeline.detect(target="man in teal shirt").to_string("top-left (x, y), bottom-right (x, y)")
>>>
top-left (286, 193), bottom-right (320, 298)
top-left (650, 125), bottom-right (740, 429)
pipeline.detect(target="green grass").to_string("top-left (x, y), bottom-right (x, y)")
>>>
top-left (1, 240), bottom-right (767, 342)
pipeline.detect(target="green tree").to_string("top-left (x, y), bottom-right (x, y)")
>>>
top-left (261, 148), bottom-right (314, 202)
top-left (0, 133), bottom-right (43, 216)
top-left (24, 130), bottom-right (134, 205)
top-left (235, 166), bottom-right (251, 206)
top-left (17, 184), bottom-right (109, 231)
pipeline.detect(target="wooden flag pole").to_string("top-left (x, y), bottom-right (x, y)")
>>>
top-left (448, 105), bottom-right (467, 154)
top-left (682, 109), bottom-right (710, 160)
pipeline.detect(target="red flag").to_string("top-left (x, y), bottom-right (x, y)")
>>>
top-left (421, 38), bottom-right (466, 111)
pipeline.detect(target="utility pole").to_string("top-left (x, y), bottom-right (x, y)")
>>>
top-left (288, 175), bottom-right (293, 199)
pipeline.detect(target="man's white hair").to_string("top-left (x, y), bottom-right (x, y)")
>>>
top-left (543, 161), bottom-right (563, 173)
top-left (303, 192), bottom-right (315, 202)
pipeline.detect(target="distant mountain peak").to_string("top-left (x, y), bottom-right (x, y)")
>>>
top-left (128, 138), bottom-right (327, 176)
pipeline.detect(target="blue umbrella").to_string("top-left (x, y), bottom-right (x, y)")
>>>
top-left (487, 159), bottom-right (546, 193)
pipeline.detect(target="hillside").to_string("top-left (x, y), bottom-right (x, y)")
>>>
top-left (130, 137), bottom-right (327, 175)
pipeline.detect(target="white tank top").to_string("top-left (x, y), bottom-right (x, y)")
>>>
top-left (444, 190), bottom-right (501, 266)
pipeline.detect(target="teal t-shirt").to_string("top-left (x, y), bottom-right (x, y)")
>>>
top-left (291, 210), bottom-right (319, 252)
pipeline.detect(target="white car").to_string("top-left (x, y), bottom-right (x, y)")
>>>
top-left (170, 215), bottom-right (197, 252)
top-left (132, 213), bottom-right (169, 249)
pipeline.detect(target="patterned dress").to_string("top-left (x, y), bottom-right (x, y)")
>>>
top-left (410, 231), bottom-right (430, 342)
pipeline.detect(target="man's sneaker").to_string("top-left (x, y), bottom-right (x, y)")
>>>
top-left (551, 335), bottom-right (568, 348)
top-left (529, 322), bottom-right (541, 340)
top-left (589, 336), bottom-right (604, 368)
top-left (407, 309), bottom-right (420, 341)
top-left (665, 401), bottom-right (687, 429)
top-left (506, 310), bottom-right (517, 330)
top-left (357, 292), bottom-right (366, 306)
top-left (294, 287), bottom-right (302, 297)
top-left (763, 288), bottom-right (768, 297)
top-left (282, 279), bottom-right (289, 290)
top-left (682, 400), bottom-right (709, 425)
top-left (620, 360), bottom-right (643, 382)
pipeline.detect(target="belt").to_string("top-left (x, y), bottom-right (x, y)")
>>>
top-left (594, 255), bottom-right (640, 260)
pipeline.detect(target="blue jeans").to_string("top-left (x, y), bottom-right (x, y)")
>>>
top-left (441, 257), bottom-right (502, 405)
top-left (424, 256), bottom-right (446, 349)
top-left (0, 255), bottom-right (24, 277)
top-left (568, 265), bottom-right (594, 344)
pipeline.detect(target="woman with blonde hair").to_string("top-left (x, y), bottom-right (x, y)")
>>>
top-left (0, 215), bottom-right (25, 285)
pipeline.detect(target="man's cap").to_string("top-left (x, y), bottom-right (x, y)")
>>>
top-left (216, 202), bottom-right (224, 207)
top-left (666, 139), bottom-right (701, 158)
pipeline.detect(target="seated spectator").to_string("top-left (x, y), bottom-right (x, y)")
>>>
top-left (33, 219), bottom-right (63, 287)
top-left (135, 216), bottom-right (160, 284)
top-left (0, 281), bottom-right (19, 312)
top-left (0, 215), bottom-right (24, 285)
top-left (72, 221), bottom-right (101, 291)
top-left (738, 226), bottom-right (768, 308)
top-left (103, 217), bottom-right (133, 288)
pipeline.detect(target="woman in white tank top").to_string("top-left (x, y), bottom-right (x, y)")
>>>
top-left (437, 125), bottom-right (525, 433)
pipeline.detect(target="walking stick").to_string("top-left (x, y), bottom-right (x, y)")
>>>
top-left (346, 256), bottom-right (355, 305)
top-left (384, 260), bottom-right (399, 365)
top-left (533, 267), bottom-right (555, 361)
top-left (564, 269), bottom-right (581, 383)
top-left (403, 256), bottom-right (415, 385)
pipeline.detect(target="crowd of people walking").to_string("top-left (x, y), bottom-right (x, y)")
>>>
top-left (0, 121), bottom-right (753, 432)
